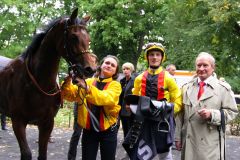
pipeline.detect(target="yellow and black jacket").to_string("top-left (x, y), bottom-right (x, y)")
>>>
top-left (132, 66), bottom-right (182, 114)
top-left (61, 77), bottom-right (121, 131)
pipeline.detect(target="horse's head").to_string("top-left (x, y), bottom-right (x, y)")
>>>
top-left (61, 8), bottom-right (95, 78)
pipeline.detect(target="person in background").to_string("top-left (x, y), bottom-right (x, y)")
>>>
top-left (166, 64), bottom-right (176, 76)
top-left (119, 62), bottom-right (137, 160)
top-left (131, 42), bottom-right (182, 160)
top-left (1, 114), bottom-right (7, 130)
top-left (62, 55), bottom-right (121, 160)
top-left (219, 77), bottom-right (226, 82)
top-left (175, 52), bottom-right (238, 160)
top-left (67, 53), bottom-right (98, 160)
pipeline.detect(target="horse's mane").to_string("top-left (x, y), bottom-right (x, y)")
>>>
top-left (21, 16), bottom-right (67, 59)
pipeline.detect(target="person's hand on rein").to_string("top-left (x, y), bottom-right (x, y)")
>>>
top-left (75, 77), bottom-right (88, 90)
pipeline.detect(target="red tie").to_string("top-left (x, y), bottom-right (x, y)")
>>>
top-left (198, 81), bottom-right (205, 100)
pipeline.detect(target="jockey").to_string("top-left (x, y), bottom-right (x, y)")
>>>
top-left (124, 42), bottom-right (182, 160)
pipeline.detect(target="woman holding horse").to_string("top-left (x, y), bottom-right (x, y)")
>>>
top-left (61, 55), bottom-right (121, 160)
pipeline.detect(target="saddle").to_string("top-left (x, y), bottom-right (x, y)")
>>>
top-left (124, 95), bottom-right (174, 148)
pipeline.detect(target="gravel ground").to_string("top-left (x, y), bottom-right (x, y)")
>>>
top-left (0, 126), bottom-right (240, 160)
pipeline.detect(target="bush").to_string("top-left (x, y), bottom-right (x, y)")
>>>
top-left (226, 76), bottom-right (240, 94)
top-left (230, 105), bottom-right (240, 136)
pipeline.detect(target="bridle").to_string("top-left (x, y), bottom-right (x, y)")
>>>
top-left (63, 20), bottom-right (90, 80)
top-left (25, 18), bottom-right (90, 96)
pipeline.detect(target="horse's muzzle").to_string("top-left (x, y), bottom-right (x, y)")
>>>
top-left (84, 66), bottom-right (96, 78)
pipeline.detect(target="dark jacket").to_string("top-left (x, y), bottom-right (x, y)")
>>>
top-left (119, 73), bottom-right (137, 117)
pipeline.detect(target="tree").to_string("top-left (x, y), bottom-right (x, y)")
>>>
top-left (0, 0), bottom-right (68, 57)
top-left (161, 0), bottom-right (240, 92)
top-left (1, 0), bottom-right (239, 92)
top-left (79, 0), bottom-right (171, 67)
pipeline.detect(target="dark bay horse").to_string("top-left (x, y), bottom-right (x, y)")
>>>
top-left (0, 8), bottom-right (94, 160)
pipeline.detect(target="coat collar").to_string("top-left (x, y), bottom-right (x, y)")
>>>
top-left (186, 76), bottom-right (218, 104)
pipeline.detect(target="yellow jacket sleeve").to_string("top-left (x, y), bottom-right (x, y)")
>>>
top-left (61, 78), bottom-right (122, 109)
top-left (165, 74), bottom-right (183, 114)
top-left (61, 79), bottom-right (84, 104)
top-left (132, 73), bottom-right (143, 95)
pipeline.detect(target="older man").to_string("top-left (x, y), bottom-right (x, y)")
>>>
top-left (166, 64), bottom-right (176, 76)
top-left (175, 52), bottom-right (238, 160)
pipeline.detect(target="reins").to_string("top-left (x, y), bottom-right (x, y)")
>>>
top-left (25, 57), bottom-right (61, 96)
top-left (24, 18), bottom-right (89, 97)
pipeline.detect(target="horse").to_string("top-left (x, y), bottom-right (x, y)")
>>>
top-left (0, 8), bottom-right (95, 160)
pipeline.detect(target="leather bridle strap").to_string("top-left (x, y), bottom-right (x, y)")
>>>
top-left (25, 58), bottom-right (60, 96)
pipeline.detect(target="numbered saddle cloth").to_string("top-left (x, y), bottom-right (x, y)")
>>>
top-left (122, 96), bottom-right (175, 160)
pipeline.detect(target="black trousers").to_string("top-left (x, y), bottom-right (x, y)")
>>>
top-left (120, 116), bottom-right (132, 138)
top-left (81, 126), bottom-right (118, 160)
top-left (68, 103), bottom-right (83, 160)
top-left (1, 114), bottom-right (6, 130)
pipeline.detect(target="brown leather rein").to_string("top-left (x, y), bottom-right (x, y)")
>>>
top-left (24, 20), bottom-right (90, 97)
top-left (25, 59), bottom-right (61, 96)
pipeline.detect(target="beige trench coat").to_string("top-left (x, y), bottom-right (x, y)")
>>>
top-left (175, 76), bottom-right (238, 160)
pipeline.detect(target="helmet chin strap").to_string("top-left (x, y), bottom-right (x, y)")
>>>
top-left (149, 65), bottom-right (160, 70)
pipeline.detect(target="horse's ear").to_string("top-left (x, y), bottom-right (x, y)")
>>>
top-left (70, 8), bottom-right (78, 21)
top-left (81, 15), bottom-right (91, 25)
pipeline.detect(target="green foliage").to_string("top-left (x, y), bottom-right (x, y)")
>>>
top-left (225, 76), bottom-right (240, 94)
top-left (230, 104), bottom-right (240, 135)
top-left (0, 0), bottom-right (239, 92)
top-left (0, 0), bottom-right (84, 71)
top-left (162, 0), bottom-right (240, 92)
top-left (79, 0), bottom-right (170, 67)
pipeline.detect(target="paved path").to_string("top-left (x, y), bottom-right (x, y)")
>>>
top-left (0, 126), bottom-right (240, 160)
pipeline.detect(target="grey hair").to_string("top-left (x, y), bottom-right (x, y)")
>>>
top-left (196, 52), bottom-right (215, 67)
top-left (166, 64), bottom-right (176, 70)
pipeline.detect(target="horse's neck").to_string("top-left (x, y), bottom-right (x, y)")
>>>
top-left (31, 49), bottom-right (61, 85)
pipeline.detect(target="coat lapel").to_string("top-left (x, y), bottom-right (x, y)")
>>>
top-left (199, 78), bottom-right (217, 101)
top-left (186, 79), bottom-right (198, 106)
top-left (185, 79), bottom-right (199, 119)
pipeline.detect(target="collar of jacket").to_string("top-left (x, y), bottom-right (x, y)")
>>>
top-left (147, 66), bottom-right (163, 75)
top-left (96, 76), bottom-right (113, 83)
top-left (192, 75), bottom-right (217, 90)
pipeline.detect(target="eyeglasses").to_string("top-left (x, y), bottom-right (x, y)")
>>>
top-left (143, 42), bottom-right (164, 50)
